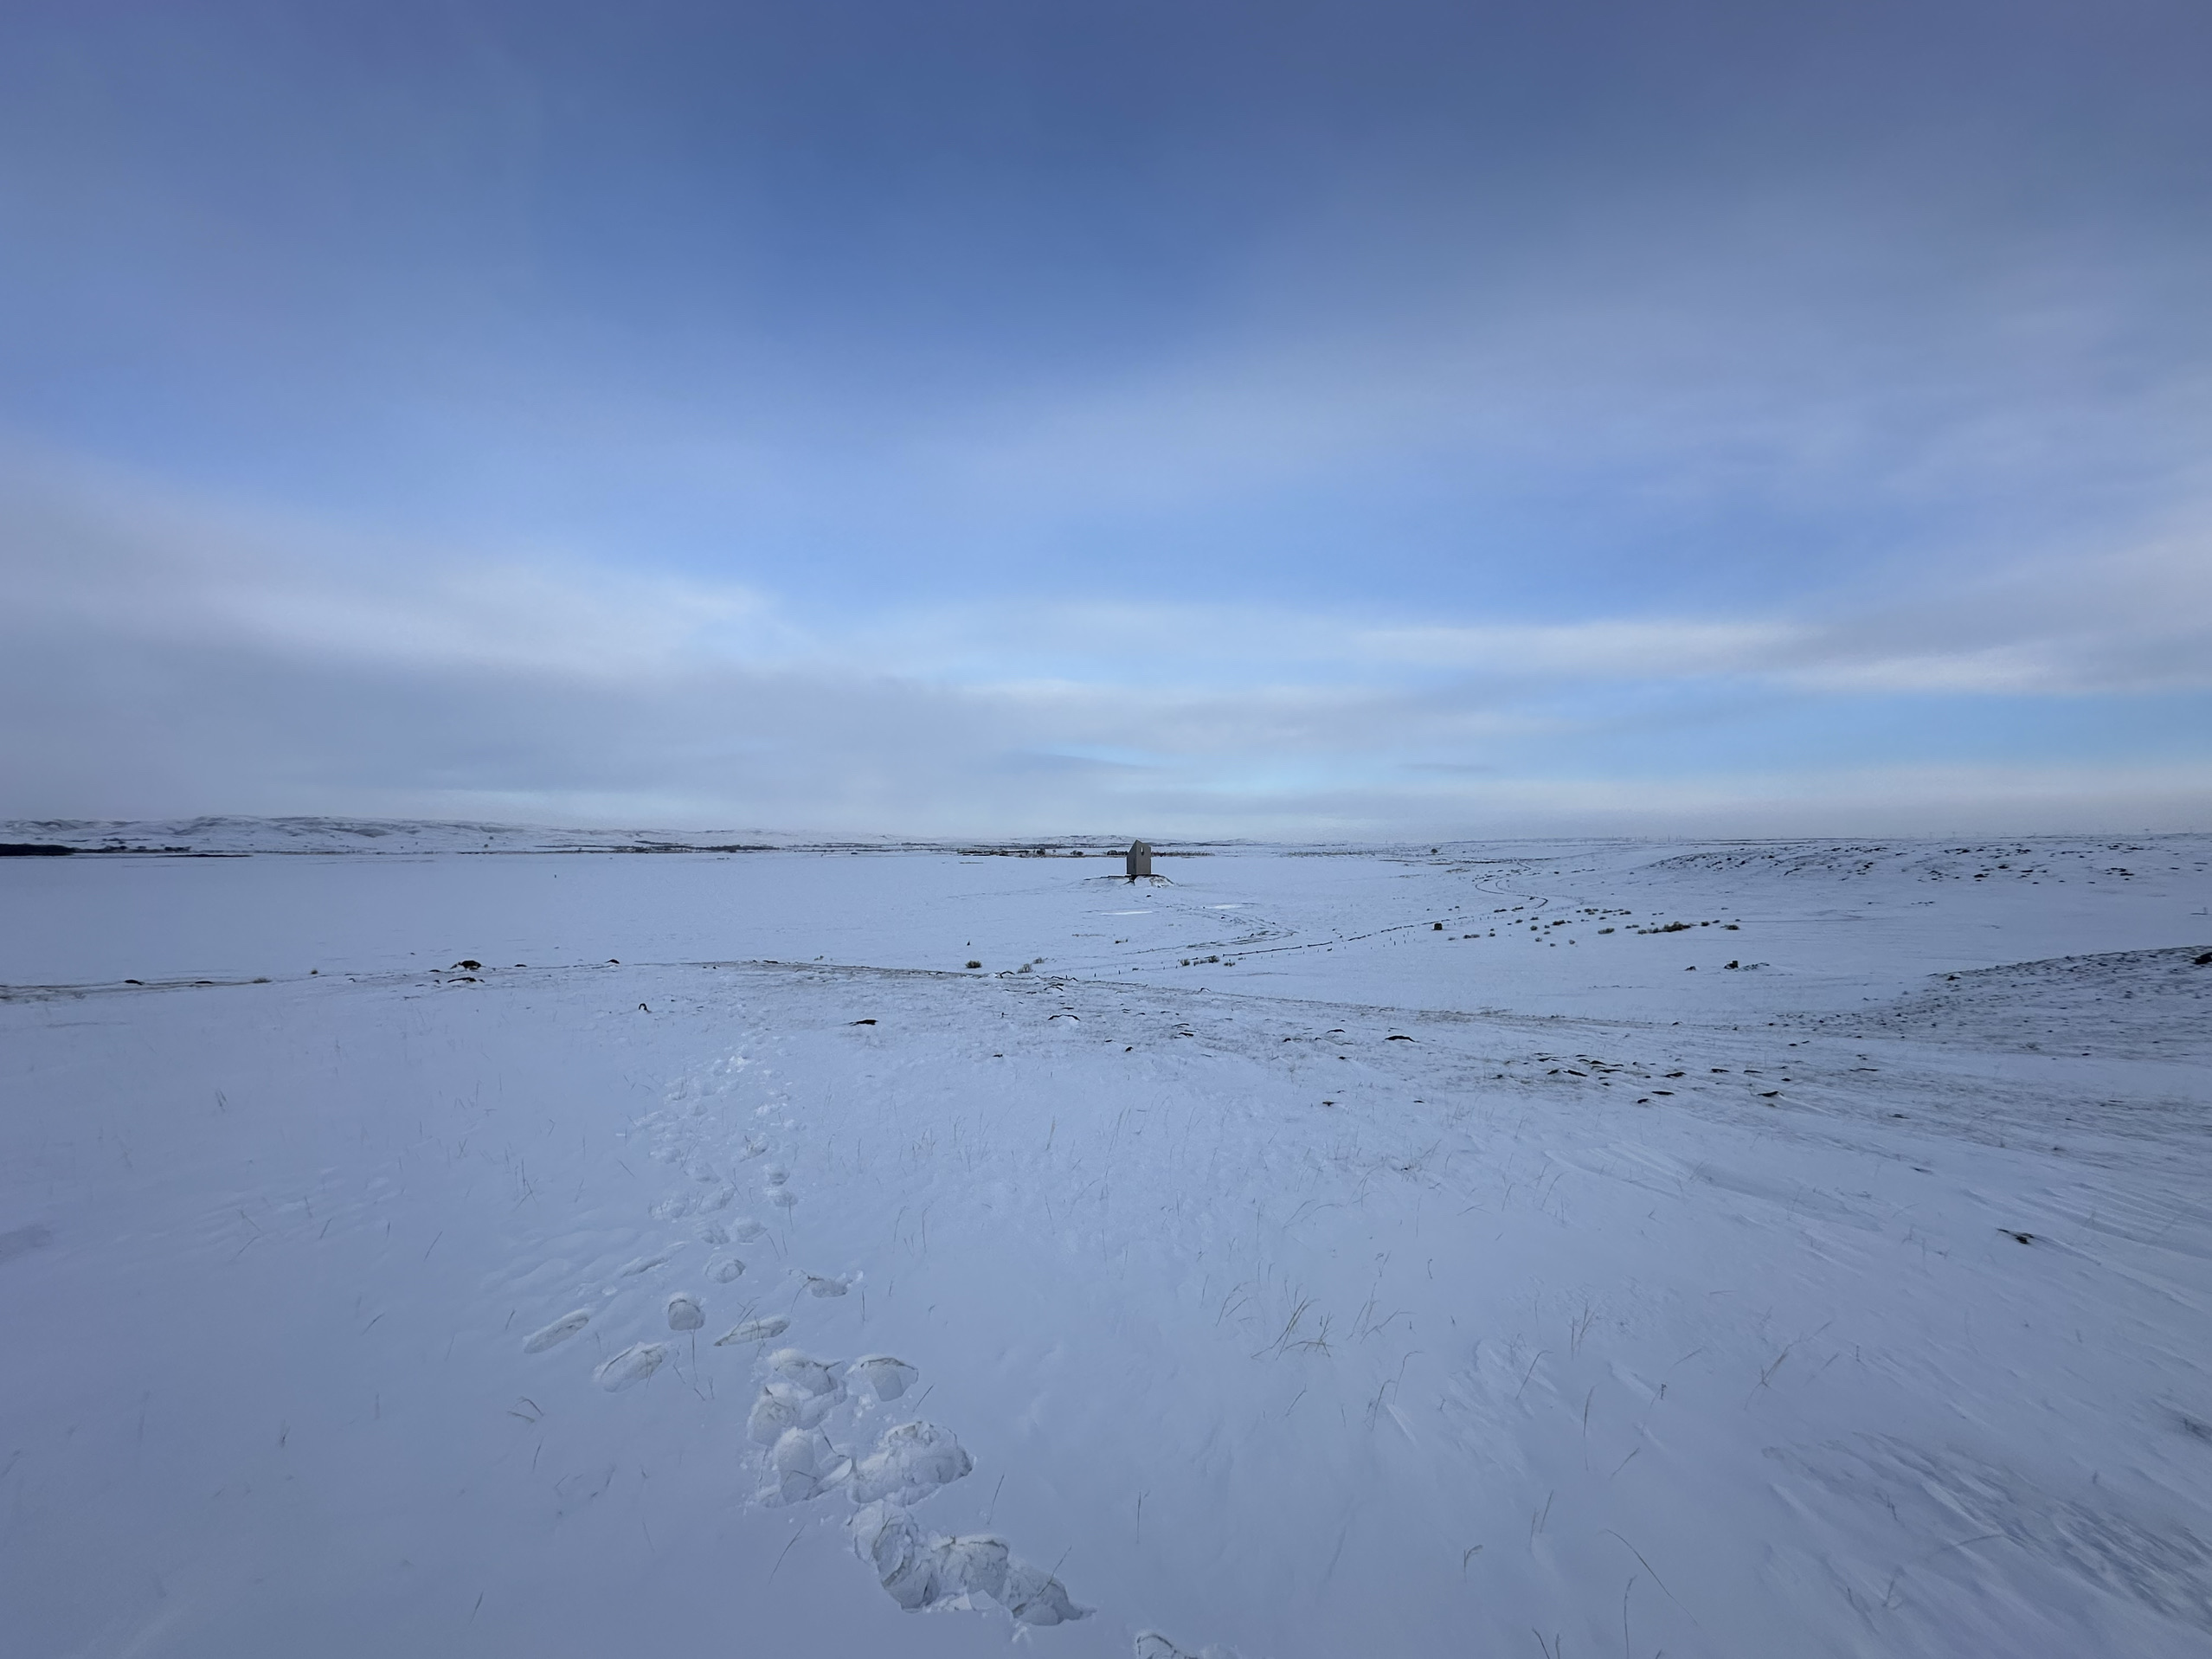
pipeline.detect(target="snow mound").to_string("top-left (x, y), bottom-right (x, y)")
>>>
top-left (1827, 945), bottom-right (2212, 1060)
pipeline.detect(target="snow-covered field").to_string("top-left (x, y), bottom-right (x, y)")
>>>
top-left (3, 826), bottom-right (2208, 1657)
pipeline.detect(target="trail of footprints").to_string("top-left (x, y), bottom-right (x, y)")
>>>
top-left (516, 1067), bottom-right (1102, 1637)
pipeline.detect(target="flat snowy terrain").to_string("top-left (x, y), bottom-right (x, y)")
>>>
top-left (3, 828), bottom-right (2209, 1657)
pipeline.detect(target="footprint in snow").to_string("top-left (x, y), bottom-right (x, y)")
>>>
top-left (849, 1420), bottom-right (973, 1505)
top-left (747, 1380), bottom-right (839, 1444)
top-left (716, 1315), bottom-right (788, 1346)
top-left (666, 1294), bottom-right (704, 1331)
top-left (698, 1222), bottom-right (731, 1245)
top-left (850, 1502), bottom-right (1089, 1625)
top-left (730, 1217), bottom-right (768, 1241)
top-left (802, 1272), bottom-right (848, 1297)
top-left (850, 1506), bottom-right (987, 1611)
top-left (942, 1534), bottom-right (1012, 1603)
top-left (522, 1309), bottom-right (590, 1353)
top-left (850, 1502), bottom-right (968, 1611)
top-left (766, 1347), bottom-right (842, 1396)
top-left (619, 1249), bottom-right (679, 1276)
top-left (1001, 1562), bottom-right (1089, 1628)
top-left (762, 1165), bottom-right (789, 1186)
top-left (767, 1426), bottom-right (852, 1503)
top-left (768, 1189), bottom-right (799, 1209)
top-left (852, 1355), bottom-right (918, 1401)
top-left (595, 1342), bottom-right (669, 1391)
top-left (1135, 1635), bottom-right (1225, 1659)
top-left (708, 1256), bottom-right (746, 1283)
top-left (748, 1389), bottom-right (801, 1446)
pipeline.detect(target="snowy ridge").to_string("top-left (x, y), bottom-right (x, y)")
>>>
top-left (0, 813), bottom-right (797, 855)
top-left (1813, 945), bottom-right (2212, 1062)
top-left (0, 813), bottom-right (1174, 858)
top-left (1644, 834), bottom-right (2208, 886)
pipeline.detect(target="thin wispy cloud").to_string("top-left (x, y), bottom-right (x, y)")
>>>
top-left (5, 449), bottom-right (2205, 833)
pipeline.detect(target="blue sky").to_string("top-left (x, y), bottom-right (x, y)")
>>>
top-left (4, 1), bottom-right (2209, 835)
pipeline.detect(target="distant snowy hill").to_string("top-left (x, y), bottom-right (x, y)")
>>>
top-left (0, 815), bottom-right (1162, 857)
top-left (0, 814), bottom-right (790, 854)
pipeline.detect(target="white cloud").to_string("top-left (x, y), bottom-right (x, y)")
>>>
top-left (1351, 619), bottom-right (1799, 678)
top-left (6, 448), bottom-right (797, 679)
top-left (3, 447), bottom-right (2206, 834)
top-left (1777, 532), bottom-right (2212, 697)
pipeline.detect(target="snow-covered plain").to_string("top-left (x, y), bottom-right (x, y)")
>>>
top-left (3, 826), bottom-right (2208, 1657)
